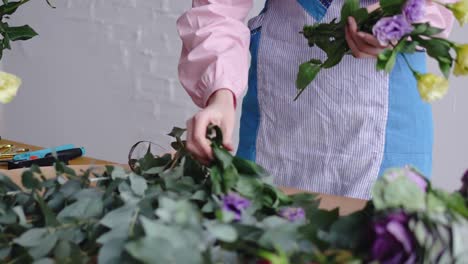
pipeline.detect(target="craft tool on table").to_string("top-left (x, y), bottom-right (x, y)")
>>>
top-left (0, 145), bottom-right (30, 160)
top-left (0, 144), bottom-right (86, 169)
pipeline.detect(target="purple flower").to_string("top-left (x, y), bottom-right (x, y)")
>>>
top-left (221, 193), bottom-right (251, 221)
top-left (386, 166), bottom-right (428, 191)
top-left (372, 15), bottom-right (414, 46)
top-left (403, 0), bottom-right (426, 23)
top-left (371, 212), bottom-right (417, 264)
top-left (460, 170), bottom-right (468, 197)
top-left (278, 207), bottom-right (305, 222)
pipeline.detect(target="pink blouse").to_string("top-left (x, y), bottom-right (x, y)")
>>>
top-left (177, 0), bottom-right (455, 108)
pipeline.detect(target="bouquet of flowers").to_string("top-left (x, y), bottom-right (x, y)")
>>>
top-left (0, 127), bottom-right (466, 263)
top-left (0, 0), bottom-right (55, 104)
top-left (296, 0), bottom-right (468, 102)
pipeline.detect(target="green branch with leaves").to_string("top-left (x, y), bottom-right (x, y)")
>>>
top-left (0, 0), bottom-right (55, 60)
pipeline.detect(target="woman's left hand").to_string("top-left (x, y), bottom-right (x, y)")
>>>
top-left (345, 16), bottom-right (388, 58)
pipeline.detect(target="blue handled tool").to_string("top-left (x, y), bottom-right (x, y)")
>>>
top-left (13, 144), bottom-right (76, 161)
top-left (8, 147), bottom-right (86, 169)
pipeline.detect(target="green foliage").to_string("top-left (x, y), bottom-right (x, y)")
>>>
top-left (295, 0), bottom-right (371, 99)
top-left (0, 127), bottom-right (466, 263)
top-left (296, 0), bottom-right (461, 101)
top-left (379, 0), bottom-right (406, 15)
top-left (0, 0), bottom-right (54, 60)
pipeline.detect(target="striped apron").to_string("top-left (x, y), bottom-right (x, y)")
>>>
top-left (237, 0), bottom-right (433, 199)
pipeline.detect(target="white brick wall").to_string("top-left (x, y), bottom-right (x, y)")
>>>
top-left (0, 0), bottom-right (466, 191)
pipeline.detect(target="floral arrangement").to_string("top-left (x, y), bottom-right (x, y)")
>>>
top-left (296, 0), bottom-right (468, 102)
top-left (0, 127), bottom-right (466, 263)
top-left (0, 0), bottom-right (54, 104)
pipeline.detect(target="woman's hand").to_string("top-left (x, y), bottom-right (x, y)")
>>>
top-left (186, 89), bottom-right (236, 164)
top-left (345, 16), bottom-right (388, 58)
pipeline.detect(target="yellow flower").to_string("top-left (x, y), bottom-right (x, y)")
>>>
top-left (0, 72), bottom-right (21, 104)
top-left (454, 44), bottom-right (468, 76)
top-left (415, 73), bottom-right (449, 102)
top-left (447, 0), bottom-right (468, 26)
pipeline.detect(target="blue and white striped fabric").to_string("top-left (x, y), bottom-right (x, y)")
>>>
top-left (237, 0), bottom-right (433, 199)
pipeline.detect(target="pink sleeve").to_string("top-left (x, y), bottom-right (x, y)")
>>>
top-left (177, 0), bottom-right (253, 108)
top-left (421, 0), bottom-right (456, 38)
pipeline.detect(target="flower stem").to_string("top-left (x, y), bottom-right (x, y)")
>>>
top-left (128, 208), bottom-right (140, 237)
top-left (401, 53), bottom-right (420, 77)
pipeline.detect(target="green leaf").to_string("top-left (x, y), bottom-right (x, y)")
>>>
top-left (54, 162), bottom-right (77, 177)
top-left (321, 40), bottom-right (347, 68)
top-left (57, 197), bottom-right (103, 221)
top-left (0, 174), bottom-right (21, 192)
top-left (380, 0), bottom-right (406, 15)
top-left (235, 176), bottom-right (263, 199)
top-left (53, 241), bottom-right (87, 263)
top-left (190, 190), bottom-right (207, 201)
top-left (14, 228), bottom-right (48, 247)
top-left (33, 258), bottom-right (54, 264)
top-left (4, 24), bottom-right (38, 41)
top-left (399, 41), bottom-right (419, 54)
top-left (411, 23), bottom-right (444, 36)
top-left (210, 166), bottom-right (223, 195)
top-left (352, 8), bottom-right (370, 24)
top-left (341, 0), bottom-right (360, 22)
top-left (213, 145), bottom-right (233, 170)
top-left (111, 166), bottom-right (128, 180)
top-left (0, 207), bottom-right (18, 224)
top-left (52, 240), bottom-right (70, 260)
top-left (412, 23), bottom-right (429, 35)
top-left (431, 190), bottom-right (468, 218)
top-left (206, 222), bottom-right (238, 242)
top-left (418, 37), bottom-right (452, 64)
top-left (438, 57), bottom-right (452, 79)
top-left (28, 233), bottom-right (58, 259)
top-left (377, 48), bottom-right (398, 72)
top-left (12, 206), bottom-right (30, 228)
top-left (320, 210), bottom-right (370, 250)
top-left (202, 200), bottom-right (215, 213)
top-left (0, 1), bottom-right (25, 15)
top-left (129, 173), bottom-right (148, 196)
top-left (100, 204), bottom-right (136, 228)
top-left (233, 157), bottom-right (268, 178)
top-left (22, 170), bottom-right (41, 190)
top-left (222, 165), bottom-right (239, 191)
top-left (35, 192), bottom-right (60, 227)
top-left (168, 127), bottom-right (186, 138)
top-left (126, 236), bottom-right (203, 264)
top-left (295, 60), bottom-right (322, 97)
top-left (259, 217), bottom-right (302, 252)
top-left (99, 239), bottom-right (126, 264)
top-left (155, 198), bottom-right (200, 226)
top-left (425, 27), bottom-right (444, 36)
top-left (59, 180), bottom-right (81, 198)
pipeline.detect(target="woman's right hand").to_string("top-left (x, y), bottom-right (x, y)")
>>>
top-left (186, 89), bottom-right (236, 164)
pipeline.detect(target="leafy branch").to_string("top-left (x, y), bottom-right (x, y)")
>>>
top-left (0, 0), bottom-right (55, 60)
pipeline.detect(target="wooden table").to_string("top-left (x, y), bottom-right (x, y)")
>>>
top-left (0, 139), bottom-right (367, 215)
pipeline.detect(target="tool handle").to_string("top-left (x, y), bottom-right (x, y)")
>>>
top-left (8, 147), bottom-right (85, 170)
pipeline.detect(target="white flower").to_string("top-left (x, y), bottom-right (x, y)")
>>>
top-left (0, 71), bottom-right (21, 104)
